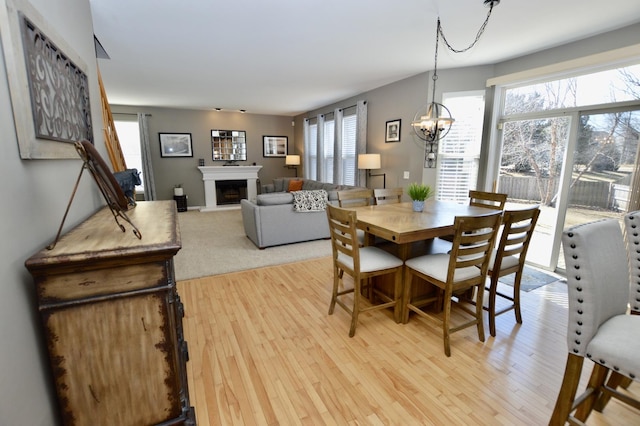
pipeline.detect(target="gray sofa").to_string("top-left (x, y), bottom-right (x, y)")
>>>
top-left (241, 177), bottom-right (363, 248)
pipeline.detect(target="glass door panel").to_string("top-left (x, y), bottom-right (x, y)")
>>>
top-left (496, 116), bottom-right (571, 269)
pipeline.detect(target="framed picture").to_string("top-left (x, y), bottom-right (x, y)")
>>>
top-left (159, 133), bottom-right (193, 157)
top-left (263, 136), bottom-right (288, 157)
top-left (385, 119), bottom-right (401, 143)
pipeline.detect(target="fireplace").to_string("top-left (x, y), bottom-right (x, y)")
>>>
top-left (197, 165), bottom-right (262, 211)
top-left (215, 180), bottom-right (247, 205)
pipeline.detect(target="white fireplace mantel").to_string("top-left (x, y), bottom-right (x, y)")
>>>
top-left (198, 165), bottom-right (262, 211)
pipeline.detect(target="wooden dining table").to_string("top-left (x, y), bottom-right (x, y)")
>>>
top-left (352, 200), bottom-right (497, 260)
top-left (351, 200), bottom-right (498, 319)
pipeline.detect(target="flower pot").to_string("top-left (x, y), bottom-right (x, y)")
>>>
top-left (412, 200), bottom-right (425, 212)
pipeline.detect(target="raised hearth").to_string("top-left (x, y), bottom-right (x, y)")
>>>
top-left (198, 165), bottom-right (262, 211)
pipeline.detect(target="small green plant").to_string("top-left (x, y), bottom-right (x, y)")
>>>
top-left (407, 182), bottom-right (433, 201)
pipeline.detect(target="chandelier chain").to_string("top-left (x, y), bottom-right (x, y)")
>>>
top-left (437, 3), bottom-right (495, 54)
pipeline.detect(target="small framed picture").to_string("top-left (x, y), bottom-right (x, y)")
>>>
top-left (263, 135), bottom-right (288, 157)
top-left (385, 119), bottom-right (401, 143)
top-left (159, 133), bottom-right (193, 157)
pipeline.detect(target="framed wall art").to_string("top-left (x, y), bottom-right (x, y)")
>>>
top-left (385, 119), bottom-right (401, 143)
top-left (0, 0), bottom-right (93, 159)
top-left (159, 133), bottom-right (193, 158)
top-left (263, 136), bottom-right (288, 158)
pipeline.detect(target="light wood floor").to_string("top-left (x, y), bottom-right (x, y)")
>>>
top-left (177, 257), bottom-right (639, 425)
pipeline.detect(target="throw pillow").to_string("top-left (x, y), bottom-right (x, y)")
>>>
top-left (288, 179), bottom-right (304, 192)
top-left (292, 190), bottom-right (328, 212)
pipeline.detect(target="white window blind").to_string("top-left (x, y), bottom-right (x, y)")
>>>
top-left (323, 118), bottom-right (335, 183)
top-left (436, 92), bottom-right (484, 202)
top-left (307, 122), bottom-right (318, 179)
top-left (341, 113), bottom-right (357, 186)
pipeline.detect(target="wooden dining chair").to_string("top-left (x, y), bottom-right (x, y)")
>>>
top-left (484, 206), bottom-right (540, 337)
top-left (373, 188), bottom-right (403, 205)
top-left (550, 219), bottom-right (640, 424)
top-left (337, 188), bottom-right (374, 208)
top-left (326, 204), bottom-right (404, 337)
top-left (403, 211), bottom-right (502, 356)
top-left (440, 190), bottom-right (507, 243)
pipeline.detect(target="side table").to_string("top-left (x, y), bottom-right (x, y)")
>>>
top-left (173, 195), bottom-right (187, 212)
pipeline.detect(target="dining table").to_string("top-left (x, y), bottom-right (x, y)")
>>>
top-left (352, 200), bottom-right (497, 260)
top-left (350, 200), bottom-right (498, 318)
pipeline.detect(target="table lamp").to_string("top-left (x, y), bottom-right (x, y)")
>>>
top-left (358, 153), bottom-right (386, 188)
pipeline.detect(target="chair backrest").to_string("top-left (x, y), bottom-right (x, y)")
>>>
top-left (493, 206), bottom-right (540, 272)
top-left (469, 190), bottom-right (508, 210)
top-left (562, 219), bottom-right (629, 356)
top-left (448, 212), bottom-right (502, 282)
top-left (373, 188), bottom-right (403, 205)
top-left (337, 189), bottom-right (373, 208)
top-left (624, 211), bottom-right (640, 313)
top-left (326, 204), bottom-right (360, 274)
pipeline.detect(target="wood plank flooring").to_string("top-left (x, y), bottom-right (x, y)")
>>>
top-left (177, 257), bottom-right (639, 425)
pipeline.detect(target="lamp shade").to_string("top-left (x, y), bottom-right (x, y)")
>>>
top-left (358, 153), bottom-right (381, 170)
top-left (285, 155), bottom-right (301, 166)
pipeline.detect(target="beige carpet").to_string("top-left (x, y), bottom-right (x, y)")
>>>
top-left (173, 209), bottom-right (332, 281)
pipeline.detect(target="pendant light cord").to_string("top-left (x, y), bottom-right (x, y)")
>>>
top-left (437, 3), bottom-right (496, 54)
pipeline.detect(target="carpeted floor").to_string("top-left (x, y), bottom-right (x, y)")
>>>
top-left (173, 209), bottom-right (332, 281)
top-left (499, 265), bottom-right (562, 292)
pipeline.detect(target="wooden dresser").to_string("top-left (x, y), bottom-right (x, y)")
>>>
top-left (25, 201), bottom-right (195, 426)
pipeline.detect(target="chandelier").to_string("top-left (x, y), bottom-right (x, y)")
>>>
top-left (412, 0), bottom-right (500, 165)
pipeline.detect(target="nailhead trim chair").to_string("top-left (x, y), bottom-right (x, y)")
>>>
top-left (625, 211), bottom-right (640, 314)
top-left (326, 204), bottom-right (403, 337)
top-left (550, 219), bottom-right (640, 424)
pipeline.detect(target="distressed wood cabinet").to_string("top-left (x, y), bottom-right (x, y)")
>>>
top-left (25, 201), bottom-right (195, 426)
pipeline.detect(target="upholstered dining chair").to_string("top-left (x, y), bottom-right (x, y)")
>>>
top-left (326, 204), bottom-right (404, 337)
top-left (550, 219), bottom-right (640, 425)
top-left (373, 188), bottom-right (403, 205)
top-left (484, 206), bottom-right (540, 337)
top-left (403, 211), bottom-right (502, 356)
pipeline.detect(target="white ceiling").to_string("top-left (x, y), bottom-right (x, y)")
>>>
top-left (90, 0), bottom-right (640, 116)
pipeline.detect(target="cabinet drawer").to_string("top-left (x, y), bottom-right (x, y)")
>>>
top-left (37, 262), bottom-right (168, 303)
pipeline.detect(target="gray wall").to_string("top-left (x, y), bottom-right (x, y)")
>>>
top-left (1, 0), bottom-right (639, 423)
top-left (1, 0), bottom-right (109, 424)
top-left (111, 105), bottom-right (296, 206)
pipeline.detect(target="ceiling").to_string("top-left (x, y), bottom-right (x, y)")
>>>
top-left (90, 0), bottom-right (640, 116)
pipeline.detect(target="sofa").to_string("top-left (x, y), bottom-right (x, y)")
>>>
top-left (241, 177), bottom-right (363, 248)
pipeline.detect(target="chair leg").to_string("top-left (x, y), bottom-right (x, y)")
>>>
top-left (475, 284), bottom-right (485, 343)
top-left (512, 270), bottom-right (523, 325)
top-left (574, 363), bottom-right (609, 422)
top-left (550, 353), bottom-right (585, 425)
top-left (349, 277), bottom-right (361, 337)
top-left (442, 286), bottom-right (453, 357)
top-left (488, 274), bottom-right (499, 337)
top-left (402, 269), bottom-right (413, 324)
top-left (328, 267), bottom-right (340, 315)
top-left (393, 269), bottom-right (402, 323)
top-left (594, 370), bottom-right (627, 412)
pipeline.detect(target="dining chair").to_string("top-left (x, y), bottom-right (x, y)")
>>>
top-left (484, 206), bottom-right (540, 337)
top-left (373, 188), bottom-right (403, 205)
top-left (403, 211), bottom-right (502, 356)
top-left (550, 219), bottom-right (640, 425)
top-left (440, 190), bottom-right (507, 243)
top-left (326, 204), bottom-right (404, 337)
top-left (337, 188), bottom-right (374, 208)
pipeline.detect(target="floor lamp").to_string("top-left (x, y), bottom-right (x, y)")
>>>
top-left (285, 155), bottom-right (300, 177)
top-left (358, 154), bottom-right (386, 188)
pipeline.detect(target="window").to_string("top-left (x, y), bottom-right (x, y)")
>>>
top-left (114, 118), bottom-right (144, 191)
top-left (436, 92), bottom-right (485, 202)
top-left (341, 112), bottom-right (357, 186)
top-left (323, 116), bottom-right (335, 183)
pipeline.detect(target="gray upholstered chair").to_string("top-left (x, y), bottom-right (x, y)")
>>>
top-left (326, 204), bottom-right (403, 337)
top-left (550, 219), bottom-right (640, 424)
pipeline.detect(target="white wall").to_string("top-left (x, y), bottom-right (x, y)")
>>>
top-left (0, 0), bottom-right (105, 424)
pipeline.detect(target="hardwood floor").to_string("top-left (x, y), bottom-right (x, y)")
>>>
top-left (178, 257), bottom-right (639, 425)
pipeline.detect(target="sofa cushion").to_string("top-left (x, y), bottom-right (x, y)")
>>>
top-left (273, 178), bottom-right (286, 193)
top-left (288, 179), bottom-right (304, 191)
top-left (256, 192), bottom-right (294, 206)
top-left (292, 189), bottom-right (328, 212)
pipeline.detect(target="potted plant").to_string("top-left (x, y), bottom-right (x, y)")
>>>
top-left (407, 182), bottom-right (433, 212)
